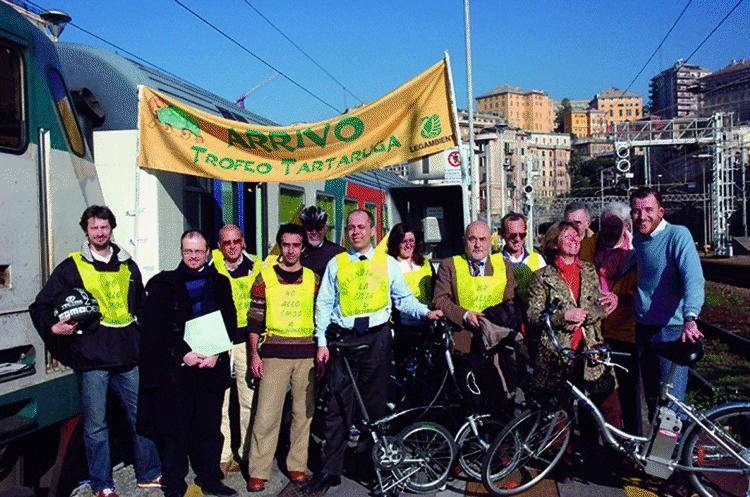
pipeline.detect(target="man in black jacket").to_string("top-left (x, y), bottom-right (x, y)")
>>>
top-left (138, 229), bottom-right (238, 497)
top-left (300, 205), bottom-right (345, 276)
top-left (29, 206), bottom-right (161, 497)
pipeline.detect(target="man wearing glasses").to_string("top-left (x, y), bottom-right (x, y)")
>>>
top-left (210, 225), bottom-right (263, 475)
top-left (139, 229), bottom-right (238, 497)
top-left (299, 205), bottom-right (345, 277)
top-left (500, 212), bottom-right (546, 309)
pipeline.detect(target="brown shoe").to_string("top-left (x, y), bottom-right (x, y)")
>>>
top-left (288, 471), bottom-right (308, 482)
top-left (246, 478), bottom-right (265, 493)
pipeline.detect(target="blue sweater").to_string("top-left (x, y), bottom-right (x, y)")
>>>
top-left (633, 221), bottom-right (705, 326)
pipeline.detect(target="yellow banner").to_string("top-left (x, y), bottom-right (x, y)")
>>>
top-left (137, 60), bottom-right (457, 182)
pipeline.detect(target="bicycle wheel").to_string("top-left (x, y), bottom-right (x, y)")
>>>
top-left (680, 402), bottom-right (750, 497)
top-left (394, 422), bottom-right (457, 493)
top-left (482, 408), bottom-right (572, 496)
top-left (455, 414), bottom-right (505, 480)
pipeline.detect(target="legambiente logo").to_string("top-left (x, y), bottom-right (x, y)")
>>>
top-left (419, 114), bottom-right (441, 139)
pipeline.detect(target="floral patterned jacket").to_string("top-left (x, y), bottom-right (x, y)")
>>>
top-left (526, 261), bottom-right (616, 396)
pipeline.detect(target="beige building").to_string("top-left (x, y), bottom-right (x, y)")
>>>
top-left (591, 87), bottom-right (643, 127)
top-left (476, 85), bottom-right (554, 133)
top-left (528, 132), bottom-right (571, 199)
top-left (563, 107), bottom-right (608, 138)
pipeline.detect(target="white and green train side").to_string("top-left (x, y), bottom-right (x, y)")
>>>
top-left (0, 3), bottom-right (105, 494)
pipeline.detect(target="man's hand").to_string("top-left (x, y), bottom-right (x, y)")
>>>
top-left (464, 311), bottom-right (484, 330)
top-left (51, 317), bottom-right (77, 335)
top-left (599, 292), bottom-right (619, 315)
top-left (183, 351), bottom-right (206, 367)
top-left (426, 310), bottom-right (444, 321)
top-left (316, 346), bottom-right (329, 366)
top-left (563, 308), bottom-right (587, 326)
top-left (682, 320), bottom-right (704, 344)
top-left (198, 355), bottom-right (218, 369)
top-left (250, 352), bottom-right (263, 379)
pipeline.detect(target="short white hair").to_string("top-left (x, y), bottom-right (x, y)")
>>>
top-left (601, 201), bottom-right (630, 224)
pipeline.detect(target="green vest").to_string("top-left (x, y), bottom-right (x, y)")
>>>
top-left (212, 249), bottom-right (262, 328)
top-left (454, 253), bottom-right (508, 312)
top-left (336, 252), bottom-right (390, 317)
top-left (510, 251), bottom-right (545, 307)
top-left (262, 265), bottom-right (315, 337)
top-left (70, 252), bottom-right (134, 327)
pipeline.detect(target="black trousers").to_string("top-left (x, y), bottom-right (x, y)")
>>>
top-left (146, 371), bottom-right (226, 497)
top-left (321, 325), bottom-right (392, 476)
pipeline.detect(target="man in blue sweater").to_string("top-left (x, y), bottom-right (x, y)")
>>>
top-left (630, 187), bottom-right (704, 416)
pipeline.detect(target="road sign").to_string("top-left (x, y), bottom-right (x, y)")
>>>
top-left (443, 147), bottom-right (463, 184)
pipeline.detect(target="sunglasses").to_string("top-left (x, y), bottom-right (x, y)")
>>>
top-left (220, 238), bottom-right (242, 247)
top-left (508, 232), bottom-right (527, 240)
top-left (305, 224), bottom-right (326, 232)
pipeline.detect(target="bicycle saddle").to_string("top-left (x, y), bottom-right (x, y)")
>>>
top-left (330, 341), bottom-right (370, 353)
top-left (652, 339), bottom-right (704, 367)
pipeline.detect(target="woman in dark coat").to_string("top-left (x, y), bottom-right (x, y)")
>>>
top-left (138, 230), bottom-right (237, 497)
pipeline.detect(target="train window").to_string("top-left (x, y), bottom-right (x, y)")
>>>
top-left (279, 186), bottom-right (304, 223)
top-left (220, 181), bottom-right (236, 225)
top-left (184, 176), bottom-right (214, 235)
top-left (0, 42), bottom-right (25, 152)
top-left (364, 201), bottom-right (377, 232)
top-left (381, 204), bottom-right (389, 234)
top-left (315, 193), bottom-right (335, 241)
top-left (46, 69), bottom-right (86, 157)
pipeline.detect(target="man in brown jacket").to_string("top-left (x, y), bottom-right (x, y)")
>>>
top-left (433, 221), bottom-right (515, 353)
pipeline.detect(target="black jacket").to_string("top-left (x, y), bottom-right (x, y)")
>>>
top-left (301, 239), bottom-right (346, 277)
top-left (29, 243), bottom-right (145, 371)
top-left (139, 263), bottom-right (237, 392)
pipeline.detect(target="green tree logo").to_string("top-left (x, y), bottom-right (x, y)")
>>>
top-left (419, 114), bottom-right (441, 139)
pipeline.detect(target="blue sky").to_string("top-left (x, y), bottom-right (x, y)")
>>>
top-left (50, 0), bottom-right (749, 125)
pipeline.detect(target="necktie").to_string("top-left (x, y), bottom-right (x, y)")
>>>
top-left (471, 259), bottom-right (484, 277)
top-left (353, 254), bottom-right (369, 333)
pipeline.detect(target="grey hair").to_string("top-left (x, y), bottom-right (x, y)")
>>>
top-left (601, 201), bottom-right (631, 225)
top-left (563, 201), bottom-right (592, 220)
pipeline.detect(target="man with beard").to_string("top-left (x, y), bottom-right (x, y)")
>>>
top-left (299, 205), bottom-right (345, 277)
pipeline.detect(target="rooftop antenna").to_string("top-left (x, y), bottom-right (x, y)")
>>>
top-left (40, 9), bottom-right (71, 41)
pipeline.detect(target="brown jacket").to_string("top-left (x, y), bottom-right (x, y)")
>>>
top-left (432, 255), bottom-right (515, 353)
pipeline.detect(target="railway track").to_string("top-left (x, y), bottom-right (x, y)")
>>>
top-left (698, 319), bottom-right (750, 356)
top-left (701, 259), bottom-right (750, 288)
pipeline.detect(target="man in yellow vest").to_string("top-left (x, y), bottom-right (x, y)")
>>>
top-left (433, 221), bottom-right (516, 353)
top-left (305, 210), bottom-right (443, 494)
top-left (245, 224), bottom-right (319, 492)
top-left (500, 212), bottom-right (546, 310)
top-left (210, 224), bottom-right (262, 474)
top-left (29, 206), bottom-right (161, 497)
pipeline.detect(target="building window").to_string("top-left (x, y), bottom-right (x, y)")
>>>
top-left (0, 42), bottom-right (25, 152)
top-left (343, 198), bottom-right (359, 249)
top-left (316, 192), bottom-right (335, 241)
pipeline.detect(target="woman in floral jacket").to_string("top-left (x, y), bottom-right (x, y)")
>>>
top-left (526, 221), bottom-right (621, 430)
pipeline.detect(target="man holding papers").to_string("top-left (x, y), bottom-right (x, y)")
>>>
top-left (139, 230), bottom-right (238, 497)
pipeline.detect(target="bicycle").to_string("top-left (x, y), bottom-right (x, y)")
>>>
top-left (328, 339), bottom-right (457, 496)
top-left (481, 300), bottom-right (750, 497)
top-left (389, 317), bottom-right (513, 481)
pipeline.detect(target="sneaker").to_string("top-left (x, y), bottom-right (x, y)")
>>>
top-left (96, 489), bottom-right (119, 497)
top-left (137, 476), bottom-right (162, 489)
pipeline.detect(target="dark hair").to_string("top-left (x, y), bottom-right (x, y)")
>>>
top-left (180, 229), bottom-right (208, 248)
top-left (500, 212), bottom-right (527, 235)
top-left (276, 223), bottom-right (308, 246)
top-left (79, 205), bottom-right (117, 232)
top-left (630, 187), bottom-right (663, 208)
top-left (542, 221), bottom-right (578, 263)
top-left (563, 201), bottom-right (592, 220)
top-left (347, 209), bottom-right (375, 228)
top-left (387, 223), bottom-right (425, 266)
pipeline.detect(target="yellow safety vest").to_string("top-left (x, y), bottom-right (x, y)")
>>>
top-left (402, 259), bottom-right (432, 306)
top-left (212, 249), bottom-right (262, 328)
top-left (336, 252), bottom-right (390, 317)
top-left (454, 253), bottom-right (508, 312)
top-left (261, 265), bottom-right (315, 337)
top-left (511, 251), bottom-right (545, 306)
top-left (70, 252), bottom-right (134, 327)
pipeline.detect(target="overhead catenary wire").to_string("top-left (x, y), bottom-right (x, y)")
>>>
top-left (172, 0), bottom-right (342, 114)
top-left (241, 0), bottom-right (364, 105)
top-left (619, 0), bottom-right (694, 97)
top-left (676, 0), bottom-right (745, 72)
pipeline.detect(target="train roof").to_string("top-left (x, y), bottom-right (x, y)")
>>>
top-left (56, 42), bottom-right (276, 131)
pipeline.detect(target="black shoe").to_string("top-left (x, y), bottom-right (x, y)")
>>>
top-left (302, 473), bottom-right (341, 494)
top-left (199, 482), bottom-right (238, 497)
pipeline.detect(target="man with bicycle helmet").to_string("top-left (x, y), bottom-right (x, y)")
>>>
top-left (299, 205), bottom-right (345, 277)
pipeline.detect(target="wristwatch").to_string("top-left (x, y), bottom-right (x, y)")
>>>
top-left (684, 315), bottom-right (697, 323)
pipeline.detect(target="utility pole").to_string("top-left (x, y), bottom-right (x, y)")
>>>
top-left (485, 147), bottom-right (493, 233)
top-left (499, 127), bottom-right (507, 218)
top-left (463, 0), bottom-right (478, 221)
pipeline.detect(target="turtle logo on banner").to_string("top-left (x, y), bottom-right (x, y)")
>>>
top-left (419, 114), bottom-right (442, 139)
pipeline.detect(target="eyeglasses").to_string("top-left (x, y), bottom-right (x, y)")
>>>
top-left (220, 238), bottom-right (242, 247)
top-left (508, 232), bottom-right (527, 240)
top-left (400, 240), bottom-right (416, 246)
top-left (182, 249), bottom-right (207, 256)
top-left (304, 224), bottom-right (326, 232)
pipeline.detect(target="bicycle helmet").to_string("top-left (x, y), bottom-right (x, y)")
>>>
top-left (53, 288), bottom-right (101, 332)
top-left (300, 205), bottom-right (327, 226)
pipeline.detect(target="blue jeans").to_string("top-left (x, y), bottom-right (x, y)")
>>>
top-left (636, 324), bottom-right (689, 420)
top-left (79, 366), bottom-right (161, 492)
